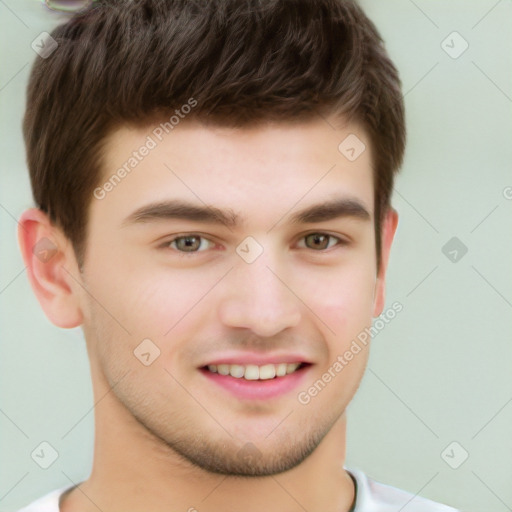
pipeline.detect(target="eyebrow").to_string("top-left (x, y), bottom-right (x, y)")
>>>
top-left (121, 197), bottom-right (371, 229)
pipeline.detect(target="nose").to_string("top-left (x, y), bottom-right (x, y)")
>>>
top-left (217, 247), bottom-right (302, 337)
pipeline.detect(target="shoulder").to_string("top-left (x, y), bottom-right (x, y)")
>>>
top-left (15, 485), bottom-right (75, 512)
top-left (346, 467), bottom-right (462, 512)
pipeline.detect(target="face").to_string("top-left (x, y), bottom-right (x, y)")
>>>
top-left (78, 117), bottom-right (390, 476)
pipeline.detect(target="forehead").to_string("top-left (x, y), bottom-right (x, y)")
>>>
top-left (92, 117), bottom-right (375, 228)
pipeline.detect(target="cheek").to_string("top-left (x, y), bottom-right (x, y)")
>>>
top-left (131, 270), bottom-right (222, 337)
top-left (295, 267), bottom-right (375, 410)
top-left (85, 253), bottom-right (211, 337)
top-left (298, 262), bottom-right (376, 337)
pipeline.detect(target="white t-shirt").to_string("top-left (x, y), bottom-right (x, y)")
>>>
top-left (16, 467), bottom-right (461, 511)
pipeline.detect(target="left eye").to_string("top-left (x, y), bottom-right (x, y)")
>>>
top-left (297, 233), bottom-right (344, 251)
top-left (163, 232), bottom-right (344, 254)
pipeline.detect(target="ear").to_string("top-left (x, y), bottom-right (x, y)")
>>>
top-left (17, 208), bottom-right (84, 328)
top-left (372, 207), bottom-right (399, 317)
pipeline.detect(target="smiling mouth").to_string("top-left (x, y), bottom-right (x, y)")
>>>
top-left (200, 362), bottom-right (310, 381)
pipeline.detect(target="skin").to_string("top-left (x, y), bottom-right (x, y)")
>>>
top-left (18, 115), bottom-right (398, 512)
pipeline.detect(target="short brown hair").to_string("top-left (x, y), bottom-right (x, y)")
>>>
top-left (23, 0), bottom-right (406, 271)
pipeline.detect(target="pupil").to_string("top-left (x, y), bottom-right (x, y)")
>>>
top-left (309, 233), bottom-right (327, 249)
top-left (180, 236), bottom-right (199, 251)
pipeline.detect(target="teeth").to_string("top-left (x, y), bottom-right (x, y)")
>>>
top-left (206, 362), bottom-right (302, 380)
top-left (276, 363), bottom-right (287, 377)
top-left (230, 364), bottom-right (245, 378)
top-left (258, 364), bottom-right (276, 380)
top-left (244, 365), bottom-right (260, 380)
top-left (217, 364), bottom-right (229, 375)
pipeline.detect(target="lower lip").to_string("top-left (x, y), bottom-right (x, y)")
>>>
top-left (199, 365), bottom-right (311, 400)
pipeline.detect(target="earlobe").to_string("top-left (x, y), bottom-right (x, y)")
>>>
top-left (372, 208), bottom-right (399, 317)
top-left (17, 208), bottom-right (84, 328)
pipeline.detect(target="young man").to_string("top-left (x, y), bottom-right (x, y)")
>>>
top-left (17, 0), bottom-right (461, 510)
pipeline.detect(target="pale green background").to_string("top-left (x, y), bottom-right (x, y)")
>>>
top-left (1, 1), bottom-right (511, 511)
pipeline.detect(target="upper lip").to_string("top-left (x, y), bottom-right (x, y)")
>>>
top-left (200, 352), bottom-right (313, 367)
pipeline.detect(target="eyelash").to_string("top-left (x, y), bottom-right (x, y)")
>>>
top-left (160, 232), bottom-right (350, 256)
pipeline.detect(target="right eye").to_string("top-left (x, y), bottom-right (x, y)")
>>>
top-left (160, 234), bottom-right (217, 255)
